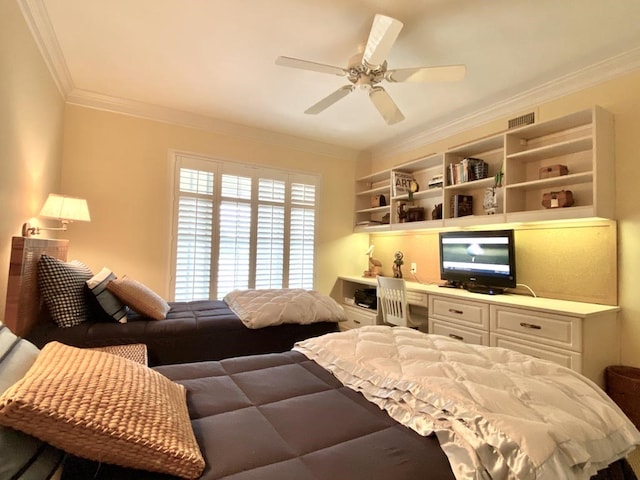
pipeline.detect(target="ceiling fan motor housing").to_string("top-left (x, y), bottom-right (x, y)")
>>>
top-left (347, 53), bottom-right (385, 89)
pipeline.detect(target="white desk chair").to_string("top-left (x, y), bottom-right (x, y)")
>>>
top-left (377, 276), bottom-right (411, 327)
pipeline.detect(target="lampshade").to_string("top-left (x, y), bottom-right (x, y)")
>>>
top-left (39, 194), bottom-right (91, 222)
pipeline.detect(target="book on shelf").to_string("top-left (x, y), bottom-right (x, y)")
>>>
top-left (447, 158), bottom-right (488, 185)
top-left (451, 194), bottom-right (474, 218)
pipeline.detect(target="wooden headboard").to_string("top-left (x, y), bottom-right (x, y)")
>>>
top-left (4, 236), bottom-right (69, 337)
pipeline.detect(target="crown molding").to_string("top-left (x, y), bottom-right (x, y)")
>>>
top-left (371, 46), bottom-right (640, 161)
top-left (18, 0), bottom-right (74, 97)
top-left (65, 89), bottom-right (362, 161)
top-left (19, 0), bottom-right (640, 162)
top-left (19, 0), bottom-right (361, 160)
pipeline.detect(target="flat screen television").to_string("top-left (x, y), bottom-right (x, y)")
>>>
top-left (438, 229), bottom-right (516, 295)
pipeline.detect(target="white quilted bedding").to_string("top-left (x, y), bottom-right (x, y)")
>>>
top-left (223, 288), bottom-right (346, 329)
top-left (294, 326), bottom-right (640, 480)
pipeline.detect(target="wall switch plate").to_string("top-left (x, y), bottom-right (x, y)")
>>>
top-left (410, 262), bottom-right (417, 274)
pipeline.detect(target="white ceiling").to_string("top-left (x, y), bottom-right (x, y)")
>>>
top-left (21, 0), bottom-right (640, 157)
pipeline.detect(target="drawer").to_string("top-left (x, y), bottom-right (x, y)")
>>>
top-left (490, 306), bottom-right (581, 351)
top-left (341, 305), bottom-right (377, 330)
top-left (406, 290), bottom-right (428, 307)
top-left (429, 319), bottom-right (489, 346)
top-left (490, 333), bottom-right (581, 373)
top-left (429, 295), bottom-right (489, 330)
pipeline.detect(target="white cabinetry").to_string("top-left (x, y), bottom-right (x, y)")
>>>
top-left (341, 304), bottom-right (377, 331)
top-left (335, 276), bottom-right (619, 387)
top-left (427, 291), bottom-right (618, 387)
top-left (390, 154), bottom-right (444, 230)
top-left (353, 106), bottom-right (614, 232)
top-left (354, 169), bottom-right (392, 231)
top-left (504, 106), bottom-right (614, 222)
top-left (443, 135), bottom-right (504, 226)
top-left (333, 275), bottom-right (378, 331)
top-left (428, 296), bottom-right (489, 345)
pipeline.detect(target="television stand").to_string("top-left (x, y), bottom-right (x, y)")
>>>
top-left (465, 284), bottom-right (505, 295)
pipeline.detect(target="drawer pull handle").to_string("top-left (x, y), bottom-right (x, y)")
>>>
top-left (448, 334), bottom-right (464, 341)
top-left (520, 322), bottom-right (541, 330)
top-left (448, 309), bottom-right (464, 315)
top-left (354, 319), bottom-right (361, 324)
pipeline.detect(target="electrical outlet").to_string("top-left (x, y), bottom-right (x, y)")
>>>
top-left (410, 262), bottom-right (417, 274)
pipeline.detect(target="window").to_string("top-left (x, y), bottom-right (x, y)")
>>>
top-left (171, 153), bottom-right (319, 301)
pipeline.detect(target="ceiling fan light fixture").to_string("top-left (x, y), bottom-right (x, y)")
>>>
top-left (275, 12), bottom-right (466, 125)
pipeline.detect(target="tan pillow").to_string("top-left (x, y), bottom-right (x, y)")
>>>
top-left (0, 342), bottom-right (205, 479)
top-left (106, 276), bottom-right (170, 320)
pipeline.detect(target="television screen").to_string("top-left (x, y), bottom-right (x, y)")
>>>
top-left (439, 229), bottom-right (516, 293)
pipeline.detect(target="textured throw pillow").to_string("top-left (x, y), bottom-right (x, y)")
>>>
top-left (0, 342), bottom-right (205, 479)
top-left (0, 323), bottom-right (64, 479)
top-left (106, 276), bottom-right (170, 320)
top-left (38, 254), bottom-right (93, 328)
top-left (86, 267), bottom-right (127, 323)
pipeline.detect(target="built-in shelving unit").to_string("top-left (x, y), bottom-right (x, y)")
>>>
top-left (354, 169), bottom-right (392, 232)
top-left (353, 106), bottom-right (614, 232)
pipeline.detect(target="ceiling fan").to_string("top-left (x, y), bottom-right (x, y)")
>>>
top-left (275, 14), bottom-right (466, 125)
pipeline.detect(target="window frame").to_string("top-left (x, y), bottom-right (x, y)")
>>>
top-left (168, 151), bottom-right (321, 301)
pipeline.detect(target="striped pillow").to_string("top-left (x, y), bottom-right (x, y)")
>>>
top-left (38, 254), bottom-right (93, 328)
top-left (0, 323), bottom-right (64, 478)
top-left (86, 267), bottom-right (127, 323)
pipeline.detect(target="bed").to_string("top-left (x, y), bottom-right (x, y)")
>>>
top-left (2, 237), bottom-right (639, 479)
top-left (4, 236), bottom-right (341, 366)
top-left (1, 326), bottom-right (638, 480)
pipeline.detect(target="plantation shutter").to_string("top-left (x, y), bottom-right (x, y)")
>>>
top-left (217, 172), bottom-right (252, 299)
top-left (256, 178), bottom-right (286, 289)
top-left (174, 168), bottom-right (214, 302)
top-left (171, 153), bottom-right (319, 301)
top-left (289, 181), bottom-right (316, 289)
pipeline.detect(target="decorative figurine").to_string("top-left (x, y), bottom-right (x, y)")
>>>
top-left (393, 251), bottom-right (404, 278)
top-left (397, 202), bottom-right (408, 223)
top-left (363, 245), bottom-right (382, 277)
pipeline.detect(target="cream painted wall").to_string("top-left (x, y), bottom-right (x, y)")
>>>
top-left (0, 0), bottom-right (64, 321)
top-left (60, 105), bottom-right (369, 298)
top-left (370, 220), bottom-right (617, 305)
top-left (3, 0), bottom-right (639, 370)
top-left (368, 70), bottom-right (640, 368)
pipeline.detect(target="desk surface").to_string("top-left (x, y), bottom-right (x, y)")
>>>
top-left (338, 275), bottom-right (619, 318)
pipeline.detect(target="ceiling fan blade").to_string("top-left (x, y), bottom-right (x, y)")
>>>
top-left (369, 86), bottom-right (404, 125)
top-left (362, 14), bottom-right (403, 68)
top-left (304, 85), bottom-right (355, 115)
top-left (386, 64), bottom-right (466, 83)
top-left (275, 56), bottom-right (347, 76)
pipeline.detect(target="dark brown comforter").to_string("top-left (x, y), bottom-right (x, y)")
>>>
top-left (60, 351), bottom-right (637, 480)
top-left (26, 300), bottom-right (338, 366)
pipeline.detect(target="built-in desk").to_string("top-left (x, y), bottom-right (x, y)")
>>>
top-left (333, 275), bottom-right (620, 388)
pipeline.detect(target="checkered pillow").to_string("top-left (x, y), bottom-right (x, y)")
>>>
top-left (38, 255), bottom-right (93, 328)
